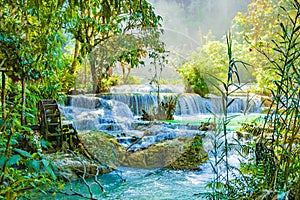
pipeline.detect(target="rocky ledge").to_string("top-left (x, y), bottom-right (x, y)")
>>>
top-left (48, 132), bottom-right (208, 180)
top-left (121, 134), bottom-right (208, 169)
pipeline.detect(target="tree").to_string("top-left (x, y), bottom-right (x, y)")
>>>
top-left (0, 0), bottom-right (67, 124)
top-left (0, 2), bottom-right (69, 197)
top-left (64, 0), bottom-right (163, 93)
top-left (232, 0), bottom-right (295, 93)
top-left (87, 27), bottom-right (165, 91)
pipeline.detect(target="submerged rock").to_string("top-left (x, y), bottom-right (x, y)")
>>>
top-left (121, 134), bottom-right (208, 170)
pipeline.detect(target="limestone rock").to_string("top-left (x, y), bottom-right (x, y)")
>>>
top-left (121, 134), bottom-right (208, 169)
top-left (46, 131), bottom-right (125, 180)
top-left (78, 131), bottom-right (126, 169)
top-left (47, 153), bottom-right (111, 180)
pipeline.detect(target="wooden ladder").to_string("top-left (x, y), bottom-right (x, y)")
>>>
top-left (37, 99), bottom-right (63, 147)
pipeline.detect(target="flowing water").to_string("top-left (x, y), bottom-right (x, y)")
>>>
top-left (58, 85), bottom-right (263, 199)
top-left (54, 165), bottom-right (213, 200)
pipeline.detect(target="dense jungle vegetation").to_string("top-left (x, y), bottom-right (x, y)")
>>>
top-left (0, 0), bottom-right (299, 199)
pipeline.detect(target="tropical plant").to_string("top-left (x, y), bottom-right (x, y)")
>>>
top-left (64, 0), bottom-right (164, 93)
top-left (201, 1), bottom-right (300, 199)
top-left (199, 32), bottom-right (249, 199)
top-left (178, 33), bottom-right (253, 97)
top-left (0, 1), bottom-right (165, 199)
top-left (87, 31), bottom-right (165, 92)
top-left (238, 1), bottom-right (300, 198)
top-left (0, 1), bottom-right (68, 125)
top-left (0, 103), bottom-right (56, 199)
top-left (232, 0), bottom-right (296, 93)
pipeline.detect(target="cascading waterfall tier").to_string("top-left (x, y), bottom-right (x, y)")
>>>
top-left (61, 95), bottom-right (134, 132)
top-left (98, 93), bottom-right (262, 116)
top-left (60, 85), bottom-right (262, 150)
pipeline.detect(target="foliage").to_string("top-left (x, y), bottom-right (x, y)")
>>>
top-left (238, 1), bottom-right (300, 198)
top-left (126, 75), bottom-right (142, 85)
top-left (88, 31), bottom-right (165, 92)
top-left (0, 0), bottom-right (165, 199)
top-left (64, 0), bottom-right (164, 92)
top-left (232, 0), bottom-right (296, 93)
top-left (1, 0), bottom-right (164, 119)
top-left (201, 1), bottom-right (300, 199)
top-left (159, 96), bottom-right (177, 120)
top-left (0, 0), bottom-right (71, 125)
top-left (0, 1), bottom-right (66, 81)
top-left (178, 62), bottom-right (210, 97)
top-left (178, 33), bottom-right (252, 97)
top-left (142, 96), bottom-right (177, 121)
top-left (148, 47), bottom-right (175, 120)
top-left (98, 75), bottom-right (122, 93)
top-left (201, 32), bottom-right (248, 199)
top-left (0, 104), bottom-right (56, 199)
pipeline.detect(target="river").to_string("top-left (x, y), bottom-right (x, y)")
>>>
top-left (54, 85), bottom-right (263, 199)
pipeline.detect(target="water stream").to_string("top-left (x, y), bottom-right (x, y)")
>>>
top-left (58, 85), bottom-right (262, 199)
top-left (55, 165), bottom-right (213, 200)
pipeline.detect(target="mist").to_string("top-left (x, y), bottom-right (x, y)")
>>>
top-left (126, 0), bottom-right (250, 83)
top-left (151, 0), bottom-right (250, 52)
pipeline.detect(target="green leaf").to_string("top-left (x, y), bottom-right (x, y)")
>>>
top-left (26, 160), bottom-right (41, 172)
top-left (42, 158), bottom-right (50, 168)
top-left (22, 126), bottom-right (33, 132)
top-left (7, 155), bottom-right (21, 167)
top-left (42, 159), bottom-right (56, 180)
top-left (40, 139), bottom-right (50, 149)
top-left (13, 148), bottom-right (32, 158)
top-left (0, 155), bottom-right (7, 168)
top-left (10, 138), bottom-right (18, 145)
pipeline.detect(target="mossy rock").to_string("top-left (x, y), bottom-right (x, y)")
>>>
top-left (78, 132), bottom-right (126, 169)
top-left (47, 132), bottom-right (126, 180)
top-left (121, 134), bottom-right (208, 169)
top-left (47, 153), bottom-right (111, 180)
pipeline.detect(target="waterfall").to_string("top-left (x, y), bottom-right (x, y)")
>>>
top-left (60, 95), bottom-right (134, 132)
top-left (98, 93), bottom-right (262, 117)
top-left (208, 95), bottom-right (262, 114)
top-left (59, 92), bottom-right (261, 150)
top-left (110, 84), bottom-right (185, 93)
top-left (175, 94), bottom-right (212, 115)
top-left (99, 93), bottom-right (159, 116)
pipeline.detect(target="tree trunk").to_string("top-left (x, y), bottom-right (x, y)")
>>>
top-left (121, 62), bottom-right (131, 84)
top-left (1, 72), bottom-right (6, 120)
top-left (71, 40), bottom-right (81, 71)
top-left (121, 62), bottom-right (126, 83)
top-left (90, 57), bottom-right (98, 93)
top-left (21, 77), bottom-right (26, 125)
top-left (124, 65), bottom-right (131, 84)
top-left (72, 40), bottom-right (81, 91)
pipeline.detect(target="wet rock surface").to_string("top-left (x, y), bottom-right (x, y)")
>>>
top-left (48, 132), bottom-right (208, 180)
top-left (121, 134), bottom-right (208, 169)
top-left (48, 132), bottom-right (125, 180)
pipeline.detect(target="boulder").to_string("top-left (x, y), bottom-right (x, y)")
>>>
top-left (78, 131), bottom-right (126, 169)
top-left (47, 153), bottom-right (111, 180)
top-left (121, 134), bottom-right (208, 170)
top-left (47, 132), bottom-right (125, 180)
top-left (48, 132), bottom-right (208, 181)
